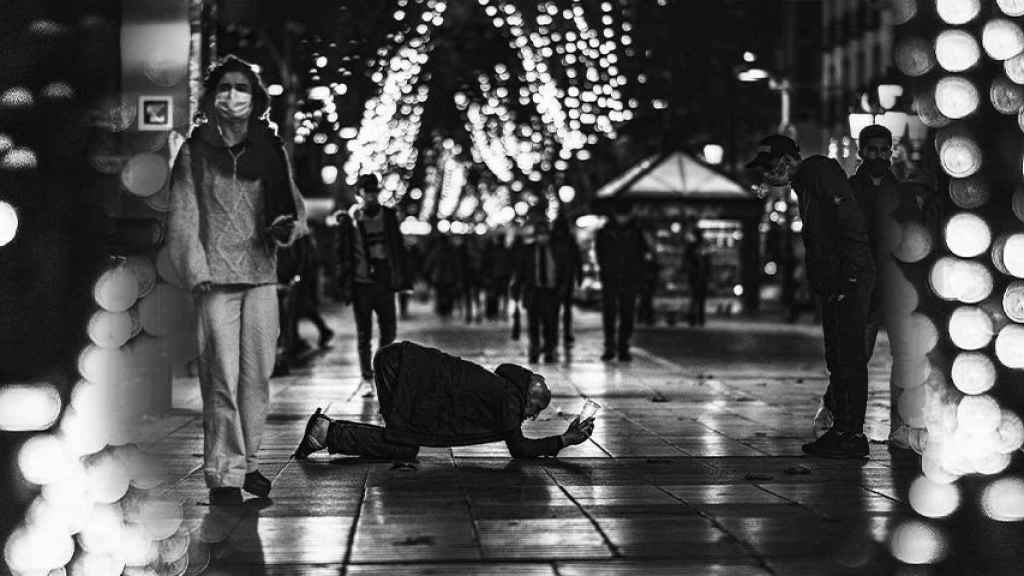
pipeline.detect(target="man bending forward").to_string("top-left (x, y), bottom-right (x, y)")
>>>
top-left (295, 341), bottom-right (595, 460)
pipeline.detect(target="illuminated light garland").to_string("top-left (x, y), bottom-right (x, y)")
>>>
top-left (935, 29), bottom-right (981, 72)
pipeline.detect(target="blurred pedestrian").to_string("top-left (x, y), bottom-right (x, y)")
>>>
top-left (748, 134), bottom-right (875, 459)
top-left (551, 213), bottom-right (583, 350)
top-left (294, 234), bottom-right (334, 350)
top-left (595, 202), bottom-right (648, 362)
top-left (168, 55), bottom-right (307, 505)
top-left (460, 234), bottom-right (484, 324)
top-left (684, 227), bottom-right (711, 327)
top-left (426, 233), bottom-right (461, 318)
top-left (513, 219), bottom-right (562, 363)
top-left (335, 174), bottom-right (409, 387)
top-left (483, 230), bottom-right (514, 321)
top-left (399, 237), bottom-right (421, 320)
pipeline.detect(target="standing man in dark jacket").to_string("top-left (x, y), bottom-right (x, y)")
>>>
top-left (335, 174), bottom-right (409, 384)
top-left (748, 135), bottom-right (875, 459)
top-left (513, 219), bottom-right (564, 364)
top-left (294, 341), bottom-right (596, 460)
top-left (595, 202), bottom-right (648, 362)
top-left (552, 213), bottom-right (583, 351)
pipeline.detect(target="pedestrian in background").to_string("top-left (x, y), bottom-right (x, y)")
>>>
top-left (748, 134), bottom-right (875, 459)
top-left (513, 219), bottom-right (562, 364)
top-left (168, 55), bottom-right (307, 505)
top-left (684, 227), bottom-right (711, 327)
top-left (551, 213), bottom-right (583, 351)
top-left (335, 174), bottom-right (409, 387)
top-left (595, 201), bottom-right (648, 362)
top-left (483, 230), bottom-right (514, 321)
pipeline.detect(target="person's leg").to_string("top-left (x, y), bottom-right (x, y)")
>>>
top-left (835, 289), bottom-right (870, 435)
top-left (326, 420), bottom-right (419, 460)
top-left (562, 292), bottom-right (574, 347)
top-left (527, 292), bottom-right (542, 361)
top-left (237, 284), bottom-right (278, 477)
top-left (542, 289), bottom-right (559, 361)
top-left (601, 287), bottom-right (617, 358)
top-left (375, 284), bottom-right (398, 350)
top-left (197, 288), bottom-right (247, 489)
top-left (618, 289), bottom-right (637, 358)
top-left (353, 283), bottom-right (375, 379)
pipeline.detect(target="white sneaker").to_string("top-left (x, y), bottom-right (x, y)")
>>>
top-left (813, 400), bottom-right (834, 438)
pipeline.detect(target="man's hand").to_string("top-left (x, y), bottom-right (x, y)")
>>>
top-left (561, 417), bottom-right (595, 447)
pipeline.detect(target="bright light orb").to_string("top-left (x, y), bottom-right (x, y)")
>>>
top-left (909, 476), bottom-right (961, 519)
top-left (980, 477), bottom-right (1024, 521)
top-left (915, 91), bottom-right (951, 127)
top-left (937, 0), bottom-right (980, 24)
top-left (951, 352), bottom-right (997, 395)
top-left (1006, 53), bottom-right (1024, 84)
top-left (938, 135), bottom-right (982, 178)
top-left (889, 520), bottom-right (948, 565)
top-left (945, 212), bottom-right (991, 258)
top-left (991, 77), bottom-right (1024, 114)
top-left (930, 257), bottom-right (989, 301)
top-left (958, 394), bottom-right (1002, 434)
top-left (94, 265), bottom-right (140, 312)
top-left (996, 233), bottom-right (1024, 277)
top-left (558, 185), bottom-right (576, 204)
top-left (1004, 282), bottom-right (1024, 323)
top-left (983, 19), bottom-right (1024, 61)
top-left (935, 76), bottom-right (980, 119)
top-left (935, 30), bottom-right (980, 72)
top-left (995, 324), bottom-right (1024, 368)
top-left (998, 0), bottom-right (1024, 17)
top-left (0, 383), bottom-right (62, 432)
top-left (3, 524), bottom-right (76, 574)
top-left (894, 221), bottom-right (933, 263)
top-left (949, 177), bottom-right (990, 209)
top-left (896, 37), bottom-right (937, 77)
top-left (87, 309), bottom-right (136, 349)
top-left (949, 306), bottom-right (994, 350)
top-left (997, 410), bottom-right (1024, 453)
top-left (17, 434), bottom-right (75, 486)
top-left (0, 200), bottom-right (19, 246)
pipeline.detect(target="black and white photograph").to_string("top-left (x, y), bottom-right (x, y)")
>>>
top-left (2, 1), bottom-right (1024, 575)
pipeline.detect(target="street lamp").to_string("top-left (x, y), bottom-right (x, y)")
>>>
top-left (736, 66), bottom-right (794, 138)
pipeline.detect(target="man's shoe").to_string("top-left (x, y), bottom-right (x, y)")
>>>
top-left (243, 470), bottom-right (271, 498)
top-left (319, 328), bottom-right (335, 349)
top-left (812, 400), bottom-right (834, 438)
top-left (295, 408), bottom-right (331, 459)
top-left (209, 488), bottom-right (243, 506)
top-left (600, 351), bottom-right (615, 362)
top-left (618, 350), bottom-right (632, 362)
top-left (802, 429), bottom-right (869, 459)
top-left (543, 352), bottom-right (557, 364)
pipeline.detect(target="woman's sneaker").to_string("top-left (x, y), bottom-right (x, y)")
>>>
top-left (802, 429), bottom-right (869, 459)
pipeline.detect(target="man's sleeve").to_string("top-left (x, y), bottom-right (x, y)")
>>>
top-left (829, 163), bottom-right (873, 288)
top-left (166, 144), bottom-right (211, 290)
top-left (504, 428), bottom-right (563, 459)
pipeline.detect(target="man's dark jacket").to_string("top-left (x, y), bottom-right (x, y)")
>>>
top-left (335, 205), bottom-right (409, 300)
top-left (511, 239), bottom-right (575, 304)
top-left (376, 341), bottom-right (563, 457)
top-left (792, 156), bottom-right (875, 297)
top-left (595, 219), bottom-right (648, 293)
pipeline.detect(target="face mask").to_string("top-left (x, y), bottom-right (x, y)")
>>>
top-left (867, 158), bottom-right (891, 178)
top-left (215, 89), bottom-right (253, 120)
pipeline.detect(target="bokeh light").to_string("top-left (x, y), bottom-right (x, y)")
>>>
top-left (892, 0), bottom-right (918, 24)
top-left (909, 476), bottom-right (961, 519)
top-left (930, 257), bottom-right (993, 303)
top-left (998, 0), bottom-right (1024, 17)
top-left (951, 352), bottom-right (997, 395)
top-left (994, 233), bottom-right (1024, 277)
top-left (889, 520), bottom-right (948, 564)
top-left (94, 265), bottom-right (140, 313)
top-left (995, 324), bottom-right (1024, 368)
top-left (948, 306), bottom-right (994, 350)
top-left (980, 477), bottom-right (1024, 521)
top-left (0, 383), bottom-right (62, 432)
top-left (945, 212), bottom-right (992, 258)
top-left (1003, 281), bottom-right (1024, 323)
top-left (982, 19), bottom-right (1024, 61)
top-left (935, 76), bottom-right (980, 119)
top-left (957, 395), bottom-right (1002, 434)
top-left (991, 76), bottom-right (1024, 114)
top-left (894, 221), bottom-right (934, 263)
top-left (896, 37), bottom-right (937, 77)
top-left (937, 0), bottom-right (980, 25)
top-left (0, 200), bottom-right (19, 246)
top-left (938, 135), bottom-right (982, 177)
top-left (935, 30), bottom-right (980, 72)
top-left (949, 177), bottom-right (990, 208)
top-left (997, 410), bottom-right (1024, 453)
top-left (18, 434), bottom-right (76, 486)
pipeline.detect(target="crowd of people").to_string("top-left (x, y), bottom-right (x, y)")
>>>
top-left (167, 55), bottom-right (935, 505)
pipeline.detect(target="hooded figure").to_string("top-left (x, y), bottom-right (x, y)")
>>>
top-left (294, 341), bottom-right (595, 460)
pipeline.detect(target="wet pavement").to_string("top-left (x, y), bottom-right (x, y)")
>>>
top-left (147, 304), bottom-right (933, 574)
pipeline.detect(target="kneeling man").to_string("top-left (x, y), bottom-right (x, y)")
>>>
top-left (295, 341), bottom-right (595, 460)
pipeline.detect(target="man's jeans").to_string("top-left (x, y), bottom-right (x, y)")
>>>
top-left (197, 284), bottom-right (278, 488)
top-left (821, 285), bottom-right (870, 434)
top-left (601, 288), bottom-right (637, 354)
top-left (354, 281), bottom-right (397, 379)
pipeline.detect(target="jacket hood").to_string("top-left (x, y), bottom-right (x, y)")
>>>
top-left (494, 363), bottom-right (535, 410)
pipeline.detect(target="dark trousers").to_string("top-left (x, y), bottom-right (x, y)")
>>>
top-left (561, 291), bottom-right (574, 345)
top-left (689, 285), bottom-right (707, 327)
top-left (527, 287), bottom-right (559, 359)
top-left (602, 288), bottom-right (637, 354)
top-left (485, 276), bottom-right (510, 320)
top-left (820, 287), bottom-right (870, 434)
top-left (326, 420), bottom-right (419, 460)
top-left (353, 281), bottom-right (397, 379)
top-left (435, 283), bottom-right (456, 317)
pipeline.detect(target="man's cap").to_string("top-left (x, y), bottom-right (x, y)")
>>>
top-left (357, 174), bottom-right (380, 192)
top-left (495, 364), bottom-right (536, 394)
top-left (858, 124), bottom-right (893, 146)
top-left (746, 134), bottom-right (800, 171)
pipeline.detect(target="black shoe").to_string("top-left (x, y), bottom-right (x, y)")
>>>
top-left (802, 429), bottom-right (869, 459)
top-left (209, 488), bottom-right (243, 506)
top-left (243, 470), bottom-right (271, 497)
top-left (618, 350), bottom-right (633, 362)
top-left (600, 351), bottom-right (615, 362)
top-left (295, 408), bottom-right (331, 460)
top-left (319, 328), bottom-right (335, 349)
